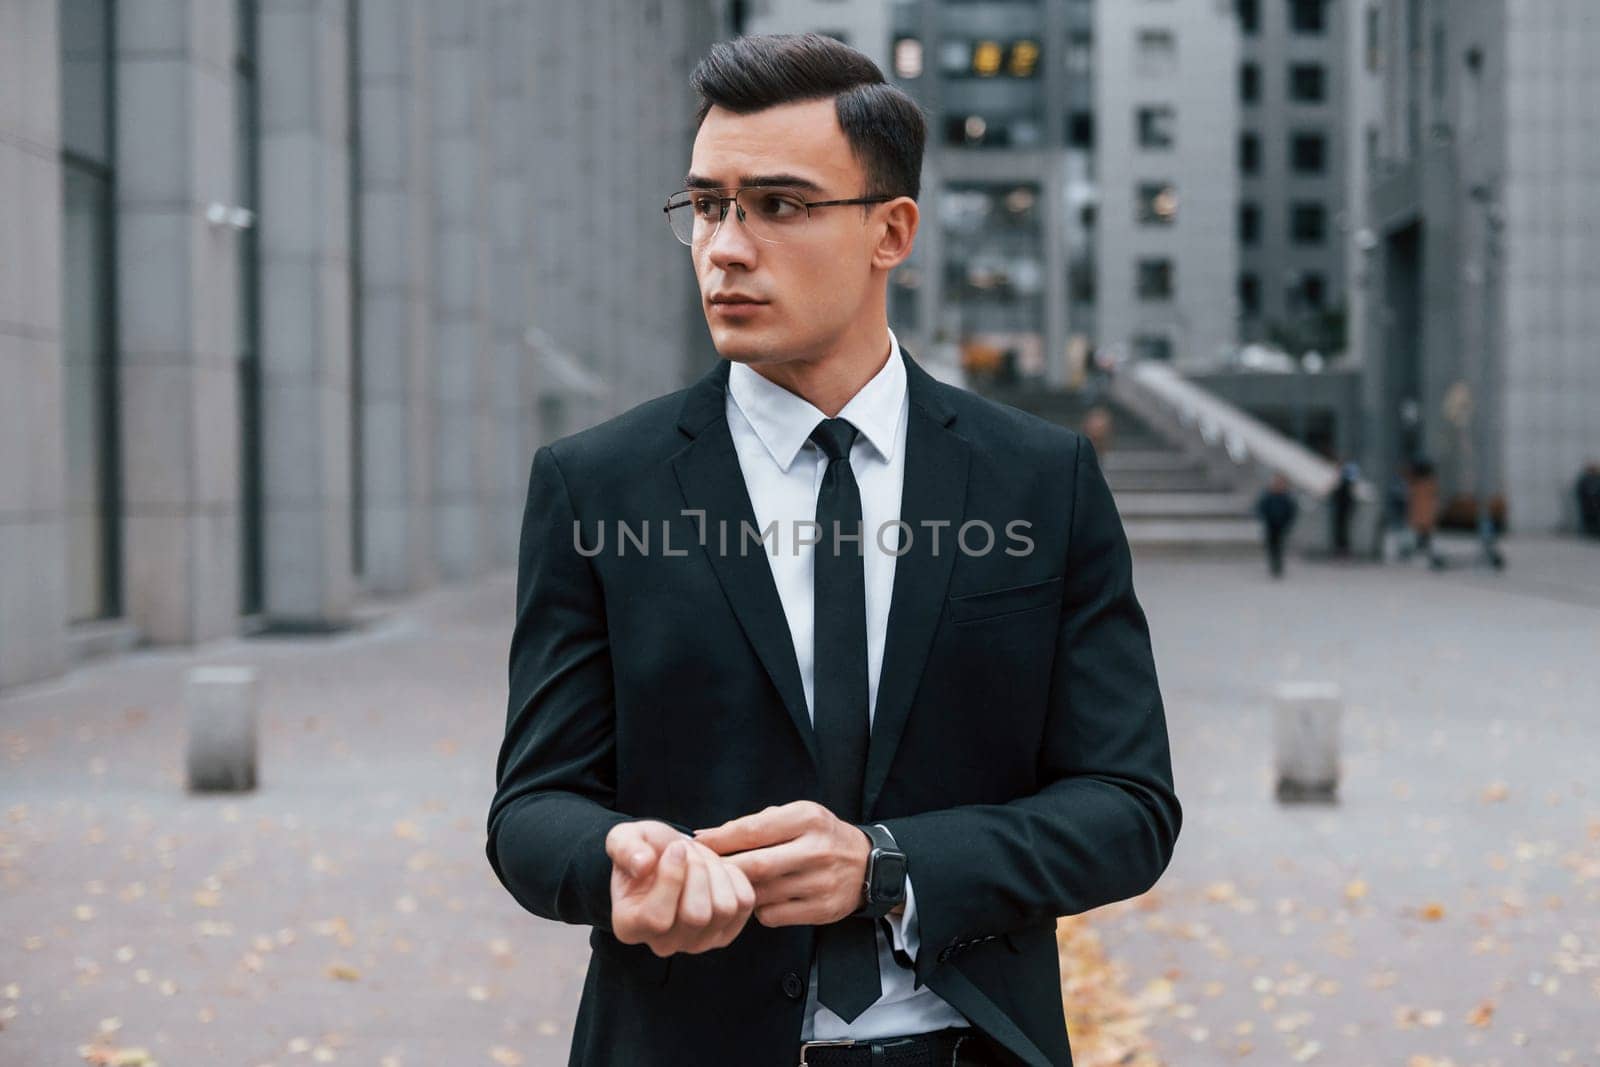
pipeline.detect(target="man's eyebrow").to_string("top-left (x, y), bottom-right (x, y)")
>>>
top-left (683, 173), bottom-right (826, 192)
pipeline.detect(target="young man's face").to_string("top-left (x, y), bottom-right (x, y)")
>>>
top-left (684, 97), bottom-right (914, 368)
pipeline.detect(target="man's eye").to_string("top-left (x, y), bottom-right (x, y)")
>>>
top-left (758, 194), bottom-right (805, 219)
top-left (690, 196), bottom-right (720, 217)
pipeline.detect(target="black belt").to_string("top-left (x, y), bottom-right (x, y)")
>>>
top-left (797, 1026), bottom-right (993, 1067)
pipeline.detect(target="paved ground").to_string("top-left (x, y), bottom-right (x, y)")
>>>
top-left (1100, 534), bottom-right (1600, 1067)
top-left (1, 536), bottom-right (1597, 1066)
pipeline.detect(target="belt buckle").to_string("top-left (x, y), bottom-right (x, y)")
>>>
top-left (798, 1038), bottom-right (859, 1066)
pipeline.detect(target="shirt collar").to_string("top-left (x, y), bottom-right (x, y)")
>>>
top-left (727, 326), bottom-right (907, 473)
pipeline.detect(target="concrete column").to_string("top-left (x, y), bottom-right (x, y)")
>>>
top-left (428, 0), bottom-right (492, 580)
top-left (356, 0), bottom-right (435, 594)
top-left (255, 0), bottom-right (355, 626)
top-left (487, 0), bottom-right (535, 566)
top-left (0, 0), bottom-right (69, 688)
top-left (114, 1), bottom-right (242, 645)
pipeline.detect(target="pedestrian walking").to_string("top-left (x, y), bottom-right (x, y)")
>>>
top-left (1330, 459), bottom-right (1358, 557)
top-left (1403, 456), bottom-right (1446, 570)
top-left (1256, 473), bottom-right (1299, 578)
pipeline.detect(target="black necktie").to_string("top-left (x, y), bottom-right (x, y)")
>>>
top-left (807, 417), bottom-right (880, 1023)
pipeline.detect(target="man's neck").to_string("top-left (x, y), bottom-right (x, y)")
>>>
top-left (746, 326), bottom-right (893, 418)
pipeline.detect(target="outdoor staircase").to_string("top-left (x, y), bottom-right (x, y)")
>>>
top-left (985, 387), bottom-right (1259, 555)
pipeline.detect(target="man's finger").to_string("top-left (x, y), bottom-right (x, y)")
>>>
top-left (718, 837), bottom-right (811, 884)
top-left (693, 802), bottom-right (813, 854)
top-left (606, 820), bottom-right (687, 879)
top-left (678, 840), bottom-right (713, 929)
top-left (638, 838), bottom-right (689, 934)
top-left (695, 848), bottom-right (742, 948)
top-left (747, 867), bottom-right (819, 908)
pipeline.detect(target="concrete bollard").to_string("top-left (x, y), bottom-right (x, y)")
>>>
top-left (185, 666), bottom-right (259, 793)
top-left (1273, 681), bottom-right (1341, 803)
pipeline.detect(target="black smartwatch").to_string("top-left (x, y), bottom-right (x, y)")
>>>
top-left (849, 823), bottom-right (908, 919)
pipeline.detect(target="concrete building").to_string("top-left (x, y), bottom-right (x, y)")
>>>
top-left (886, 0), bottom-right (1239, 383)
top-left (1094, 0), bottom-right (1239, 372)
top-left (1235, 0), bottom-right (1349, 355)
top-left (0, 0), bottom-right (723, 692)
top-left (742, 0), bottom-right (891, 74)
top-left (888, 0), bottom-right (1070, 385)
top-left (1360, 0), bottom-right (1600, 534)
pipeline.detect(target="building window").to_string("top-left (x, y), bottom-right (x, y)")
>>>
top-left (60, 0), bottom-right (122, 623)
top-left (1136, 258), bottom-right (1174, 300)
top-left (1290, 130), bottom-right (1327, 173)
top-left (1136, 105), bottom-right (1174, 148)
top-left (1136, 182), bottom-right (1178, 225)
top-left (1133, 334), bottom-right (1174, 361)
top-left (1289, 63), bottom-right (1326, 102)
top-left (1135, 29), bottom-right (1176, 75)
top-left (1240, 62), bottom-right (1261, 103)
top-left (1366, 4), bottom-right (1382, 71)
top-left (236, 0), bottom-right (265, 614)
top-left (1238, 273), bottom-right (1261, 315)
top-left (1237, 0), bottom-right (1260, 34)
top-left (939, 39), bottom-right (973, 77)
top-left (893, 37), bottom-right (923, 79)
top-left (1289, 0), bottom-right (1326, 34)
top-left (1066, 29), bottom-right (1093, 76)
top-left (1067, 110), bottom-right (1094, 148)
top-left (1300, 273), bottom-right (1327, 308)
top-left (1239, 132), bottom-right (1261, 174)
top-left (1290, 202), bottom-right (1327, 244)
top-left (1239, 202), bottom-right (1261, 245)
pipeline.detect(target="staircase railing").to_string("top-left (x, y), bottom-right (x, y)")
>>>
top-left (1109, 359), bottom-right (1377, 554)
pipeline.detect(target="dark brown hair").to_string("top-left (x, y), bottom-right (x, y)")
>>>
top-left (690, 33), bottom-right (927, 202)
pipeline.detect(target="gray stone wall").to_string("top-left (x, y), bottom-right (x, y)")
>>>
top-left (0, 0), bottom-right (723, 691)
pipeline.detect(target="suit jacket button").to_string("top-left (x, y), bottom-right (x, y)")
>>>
top-left (781, 972), bottom-right (804, 1000)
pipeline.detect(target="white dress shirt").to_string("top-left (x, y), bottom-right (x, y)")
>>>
top-left (725, 326), bottom-right (971, 1041)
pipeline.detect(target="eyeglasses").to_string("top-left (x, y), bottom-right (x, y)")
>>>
top-left (663, 186), bottom-right (893, 246)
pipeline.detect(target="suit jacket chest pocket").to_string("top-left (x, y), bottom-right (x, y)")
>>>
top-left (946, 574), bottom-right (1063, 625)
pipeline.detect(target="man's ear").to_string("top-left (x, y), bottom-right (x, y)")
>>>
top-left (871, 197), bottom-right (919, 271)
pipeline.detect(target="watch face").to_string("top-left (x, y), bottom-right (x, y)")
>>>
top-left (869, 852), bottom-right (907, 899)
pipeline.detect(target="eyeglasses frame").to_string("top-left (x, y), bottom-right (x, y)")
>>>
top-left (662, 186), bottom-right (896, 246)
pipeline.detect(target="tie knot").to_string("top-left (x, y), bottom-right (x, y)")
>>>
top-left (809, 417), bottom-right (859, 462)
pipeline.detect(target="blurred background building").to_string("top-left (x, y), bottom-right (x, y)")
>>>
top-left (0, 0), bottom-right (723, 690)
top-left (3, 0), bottom-right (1598, 693)
top-left (1358, 0), bottom-right (1600, 533)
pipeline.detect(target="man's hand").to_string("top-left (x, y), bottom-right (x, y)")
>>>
top-left (605, 820), bottom-right (756, 958)
top-left (691, 801), bottom-right (872, 927)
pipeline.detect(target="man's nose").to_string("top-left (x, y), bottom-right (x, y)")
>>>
top-left (704, 201), bottom-right (758, 267)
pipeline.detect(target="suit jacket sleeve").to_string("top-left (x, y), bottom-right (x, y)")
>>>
top-left (878, 435), bottom-right (1182, 986)
top-left (485, 444), bottom-right (646, 935)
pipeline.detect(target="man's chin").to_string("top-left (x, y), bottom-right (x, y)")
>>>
top-left (708, 325), bottom-right (777, 364)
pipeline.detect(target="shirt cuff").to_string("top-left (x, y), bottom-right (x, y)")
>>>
top-left (874, 824), bottom-right (918, 962)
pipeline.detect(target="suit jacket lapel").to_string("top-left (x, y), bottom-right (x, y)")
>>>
top-left (672, 360), bottom-right (819, 773)
top-left (861, 351), bottom-right (969, 819)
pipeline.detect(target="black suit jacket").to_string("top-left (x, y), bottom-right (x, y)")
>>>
top-left (486, 345), bottom-right (1182, 1067)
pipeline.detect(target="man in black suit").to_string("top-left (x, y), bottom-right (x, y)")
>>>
top-left (486, 33), bottom-right (1181, 1067)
